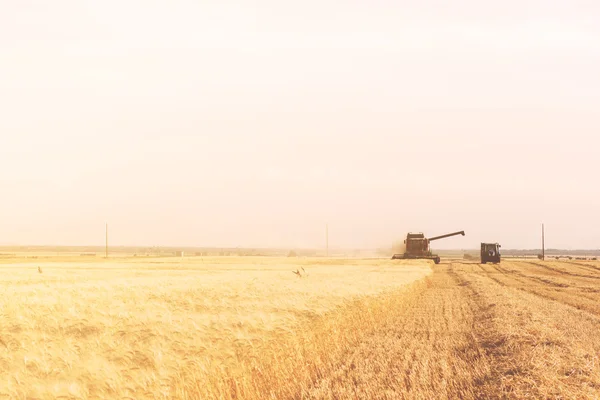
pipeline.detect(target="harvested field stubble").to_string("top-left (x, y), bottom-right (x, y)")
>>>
top-left (305, 260), bottom-right (600, 399)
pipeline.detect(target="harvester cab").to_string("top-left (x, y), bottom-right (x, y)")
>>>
top-left (392, 230), bottom-right (465, 264)
top-left (481, 243), bottom-right (501, 264)
top-left (405, 233), bottom-right (429, 256)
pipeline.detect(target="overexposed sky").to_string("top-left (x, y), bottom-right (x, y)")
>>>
top-left (1, 0), bottom-right (599, 249)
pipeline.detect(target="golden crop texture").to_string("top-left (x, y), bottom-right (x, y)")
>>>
top-left (0, 256), bottom-right (429, 399)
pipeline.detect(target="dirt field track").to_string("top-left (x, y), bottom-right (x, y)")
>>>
top-left (2, 256), bottom-right (600, 399)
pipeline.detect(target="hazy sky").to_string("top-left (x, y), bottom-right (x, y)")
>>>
top-left (1, 0), bottom-right (599, 249)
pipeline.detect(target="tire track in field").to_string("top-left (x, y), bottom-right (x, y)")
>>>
top-left (499, 262), bottom-right (600, 296)
top-left (562, 261), bottom-right (600, 275)
top-left (502, 262), bottom-right (600, 295)
top-left (304, 263), bottom-right (498, 400)
top-left (493, 263), bottom-right (568, 288)
top-left (494, 263), bottom-right (600, 293)
top-left (480, 263), bottom-right (564, 291)
top-left (305, 261), bottom-right (600, 399)
top-left (456, 261), bottom-right (600, 398)
top-left (523, 261), bottom-right (600, 281)
top-left (479, 262), bottom-right (600, 318)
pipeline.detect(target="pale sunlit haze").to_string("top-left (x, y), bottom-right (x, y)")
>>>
top-left (1, 1), bottom-right (598, 249)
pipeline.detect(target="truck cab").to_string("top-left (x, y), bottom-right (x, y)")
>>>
top-left (481, 243), bottom-right (501, 264)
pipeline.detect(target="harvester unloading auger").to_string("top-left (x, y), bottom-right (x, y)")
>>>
top-left (392, 231), bottom-right (465, 264)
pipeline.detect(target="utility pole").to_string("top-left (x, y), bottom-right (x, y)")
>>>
top-left (542, 223), bottom-right (545, 261)
top-left (105, 223), bottom-right (108, 259)
top-left (326, 223), bottom-right (329, 257)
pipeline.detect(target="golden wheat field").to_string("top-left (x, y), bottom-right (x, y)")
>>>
top-left (0, 255), bottom-right (430, 399)
top-left (3, 255), bottom-right (600, 399)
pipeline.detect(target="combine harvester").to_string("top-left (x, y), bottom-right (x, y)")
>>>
top-left (392, 231), bottom-right (466, 264)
